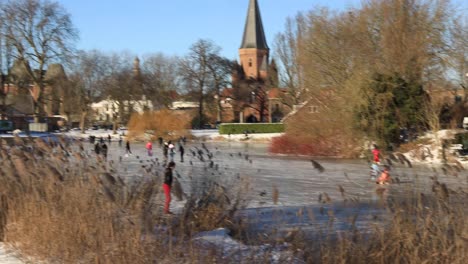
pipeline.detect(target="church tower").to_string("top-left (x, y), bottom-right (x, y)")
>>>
top-left (239, 0), bottom-right (269, 81)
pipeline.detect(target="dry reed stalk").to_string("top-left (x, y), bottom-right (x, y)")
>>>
top-left (173, 178), bottom-right (184, 201)
top-left (272, 184), bottom-right (279, 205)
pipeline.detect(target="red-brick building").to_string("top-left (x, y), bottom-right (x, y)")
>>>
top-left (220, 0), bottom-right (291, 123)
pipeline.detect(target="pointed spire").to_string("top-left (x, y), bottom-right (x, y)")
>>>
top-left (240, 0), bottom-right (269, 50)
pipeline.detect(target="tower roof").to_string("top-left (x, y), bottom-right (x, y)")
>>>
top-left (240, 0), bottom-right (269, 50)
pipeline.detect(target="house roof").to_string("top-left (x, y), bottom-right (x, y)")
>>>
top-left (240, 0), bottom-right (269, 50)
top-left (3, 94), bottom-right (34, 115)
top-left (268, 88), bottom-right (287, 99)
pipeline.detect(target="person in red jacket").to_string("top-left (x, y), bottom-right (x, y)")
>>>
top-left (372, 144), bottom-right (381, 164)
top-left (146, 141), bottom-right (153, 156)
top-left (163, 161), bottom-right (176, 214)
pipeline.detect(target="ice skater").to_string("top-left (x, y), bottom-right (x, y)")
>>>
top-left (376, 165), bottom-right (391, 185)
top-left (179, 143), bottom-right (185, 162)
top-left (372, 144), bottom-right (381, 164)
top-left (146, 141), bottom-right (153, 156)
top-left (163, 161), bottom-right (176, 214)
top-left (370, 161), bottom-right (381, 181)
top-left (126, 140), bottom-right (132, 154)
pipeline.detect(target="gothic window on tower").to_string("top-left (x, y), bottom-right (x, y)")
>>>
top-left (248, 58), bottom-right (252, 67)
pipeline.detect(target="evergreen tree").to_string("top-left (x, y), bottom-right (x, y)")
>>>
top-left (359, 73), bottom-right (428, 147)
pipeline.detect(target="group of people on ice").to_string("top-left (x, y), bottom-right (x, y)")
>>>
top-left (151, 138), bottom-right (185, 163)
top-left (370, 144), bottom-right (391, 185)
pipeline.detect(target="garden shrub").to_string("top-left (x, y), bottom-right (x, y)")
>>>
top-left (219, 123), bottom-right (285, 134)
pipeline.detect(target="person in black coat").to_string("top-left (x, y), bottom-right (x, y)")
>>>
top-left (101, 143), bottom-right (108, 160)
top-left (125, 140), bottom-right (132, 154)
top-left (179, 144), bottom-right (185, 162)
top-left (94, 142), bottom-right (101, 155)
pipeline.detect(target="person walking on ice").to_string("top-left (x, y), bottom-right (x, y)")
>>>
top-left (163, 161), bottom-right (176, 214)
top-left (168, 141), bottom-right (175, 161)
top-left (146, 141), bottom-right (153, 156)
top-left (125, 140), bottom-right (132, 155)
top-left (179, 143), bottom-right (185, 162)
top-left (372, 144), bottom-right (381, 164)
top-left (370, 161), bottom-right (381, 181)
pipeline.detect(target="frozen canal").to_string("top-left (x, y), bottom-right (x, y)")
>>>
top-left (100, 140), bottom-right (466, 206)
top-left (90, 138), bottom-right (467, 240)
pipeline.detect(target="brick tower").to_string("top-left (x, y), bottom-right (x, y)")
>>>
top-left (239, 0), bottom-right (269, 81)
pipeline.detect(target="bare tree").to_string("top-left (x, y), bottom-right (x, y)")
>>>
top-left (100, 52), bottom-right (137, 133)
top-left (206, 54), bottom-right (233, 123)
top-left (273, 16), bottom-right (306, 106)
top-left (179, 39), bottom-right (221, 128)
top-left (0, 0), bottom-right (78, 120)
top-left (68, 50), bottom-right (110, 132)
top-left (448, 16), bottom-right (468, 100)
top-left (274, 0), bottom-right (457, 146)
top-left (141, 53), bottom-right (180, 109)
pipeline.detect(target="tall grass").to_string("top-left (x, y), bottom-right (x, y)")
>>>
top-left (0, 135), bottom-right (467, 263)
top-left (315, 186), bottom-right (468, 264)
top-left (0, 136), bottom-right (247, 263)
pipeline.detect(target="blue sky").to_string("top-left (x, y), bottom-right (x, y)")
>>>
top-left (57, 0), bottom-right (467, 60)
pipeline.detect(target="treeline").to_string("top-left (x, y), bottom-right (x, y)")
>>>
top-left (274, 0), bottom-right (467, 149)
top-left (0, 0), bottom-right (239, 131)
top-left (0, 0), bottom-right (466, 146)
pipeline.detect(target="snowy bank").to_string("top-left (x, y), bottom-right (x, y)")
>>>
top-left (402, 129), bottom-right (467, 167)
top-left (191, 129), bottom-right (283, 142)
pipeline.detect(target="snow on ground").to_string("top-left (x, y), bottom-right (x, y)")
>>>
top-left (61, 128), bottom-right (282, 142)
top-left (0, 244), bottom-right (27, 264)
top-left (192, 228), bottom-right (300, 263)
top-left (402, 129), bottom-right (468, 167)
top-left (190, 129), bottom-right (283, 142)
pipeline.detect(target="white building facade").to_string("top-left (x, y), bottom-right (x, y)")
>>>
top-left (91, 98), bottom-right (153, 122)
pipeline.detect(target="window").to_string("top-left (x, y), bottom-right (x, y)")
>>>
top-left (309, 106), bottom-right (319, 113)
top-left (248, 58), bottom-right (252, 67)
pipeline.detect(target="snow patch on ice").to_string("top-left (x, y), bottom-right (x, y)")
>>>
top-left (192, 228), bottom-right (301, 263)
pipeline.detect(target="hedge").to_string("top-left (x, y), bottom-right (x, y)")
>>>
top-left (219, 123), bottom-right (285, 134)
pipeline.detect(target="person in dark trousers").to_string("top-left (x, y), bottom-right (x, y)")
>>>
top-left (179, 144), bottom-right (185, 162)
top-left (119, 136), bottom-right (123, 147)
top-left (163, 142), bottom-right (169, 160)
top-left (101, 143), bottom-right (108, 160)
top-left (126, 140), bottom-right (132, 154)
top-left (94, 142), bottom-right (101, 155)
top-left (107, 134), bottom-right (111, 144)
top-left (163, 161), bottom-right (176, 214)
top-left (158, 137), bottom-right (163, 147)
